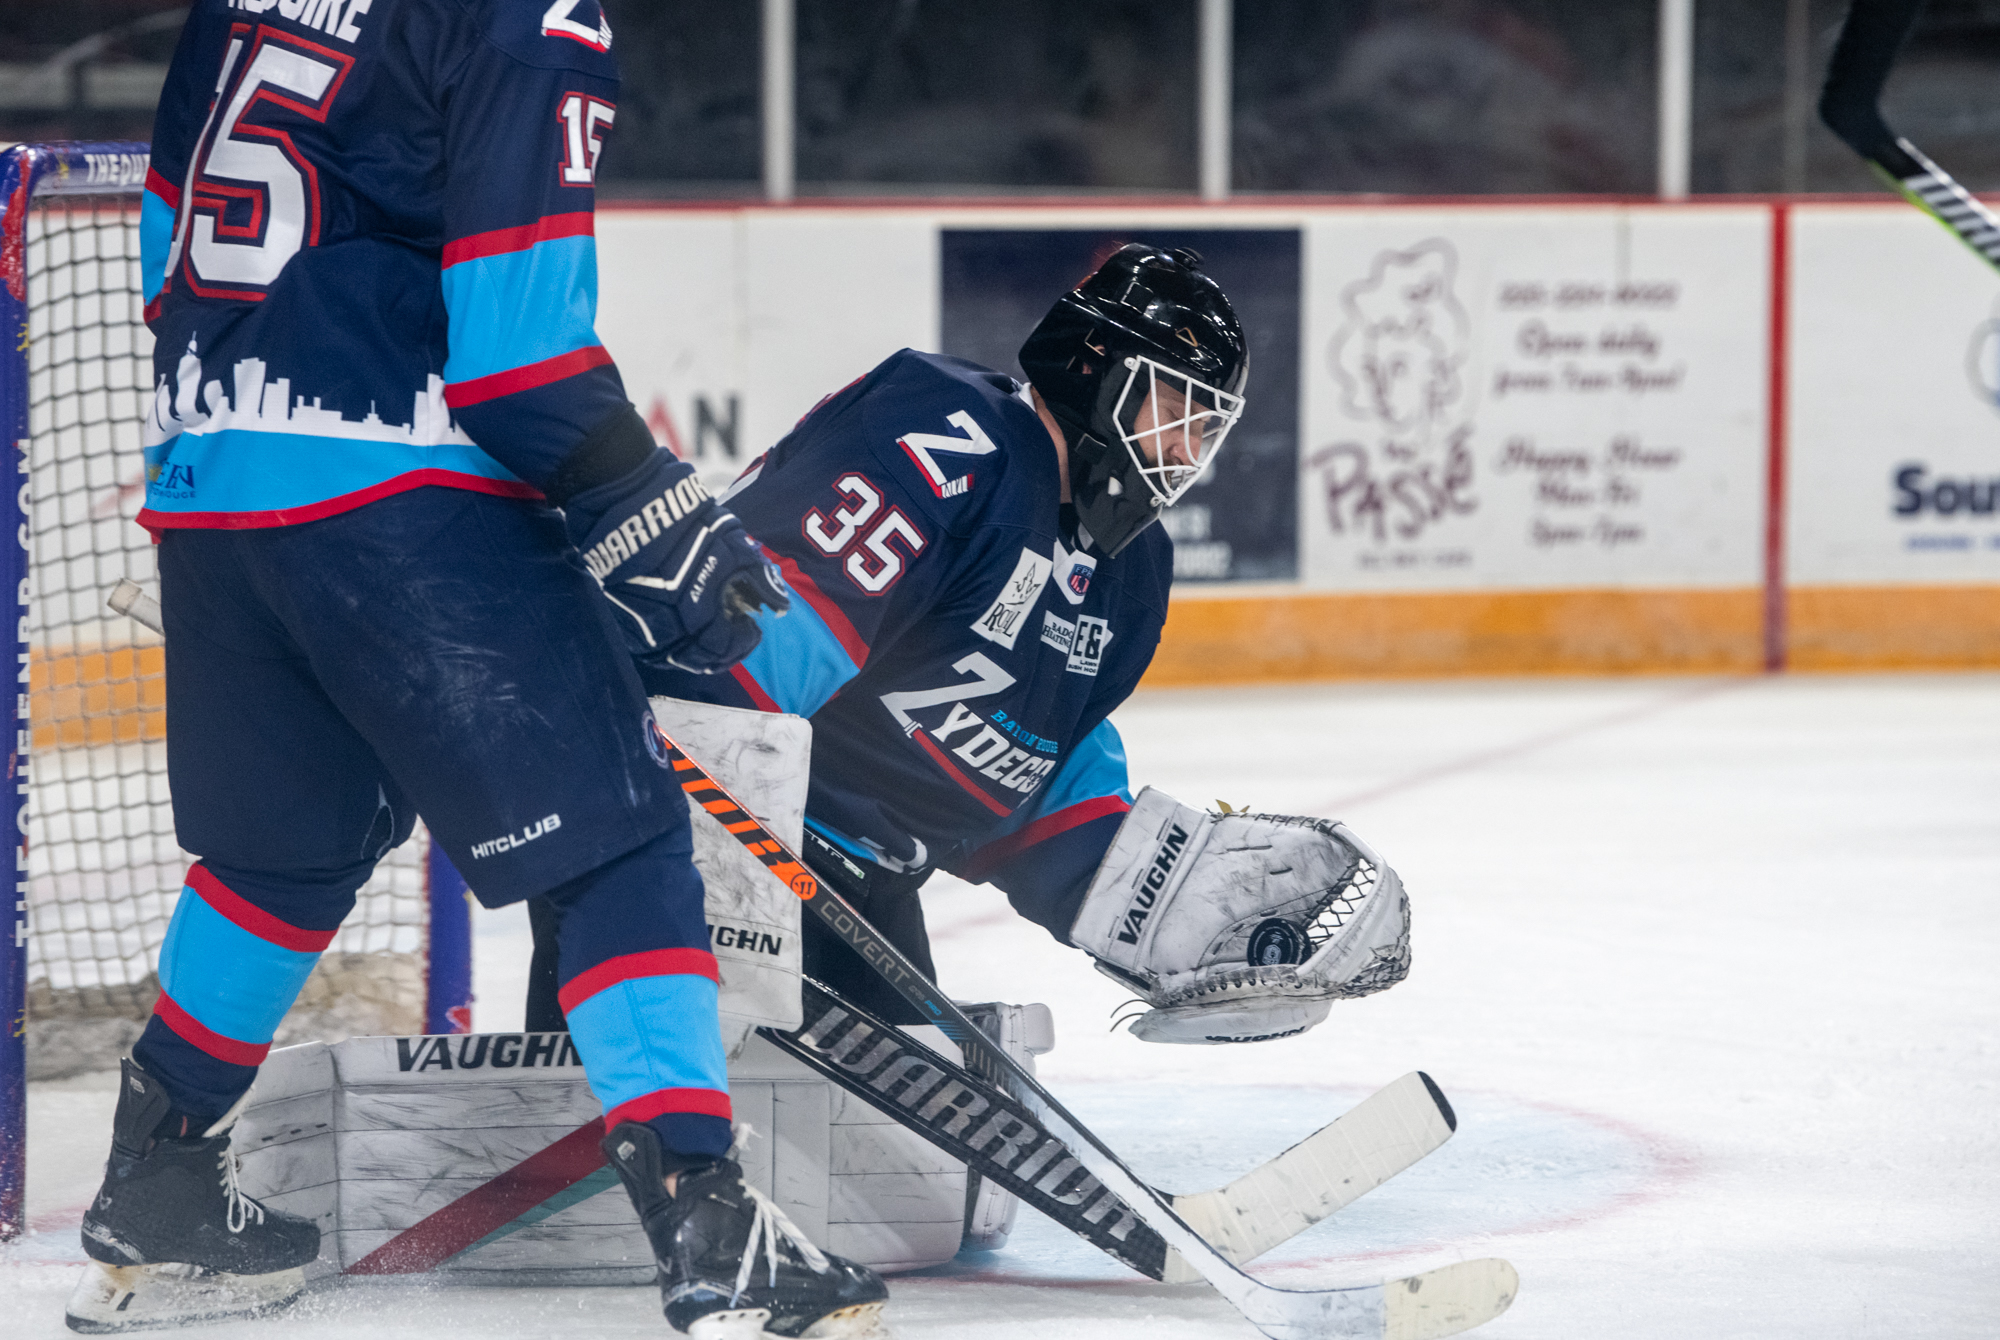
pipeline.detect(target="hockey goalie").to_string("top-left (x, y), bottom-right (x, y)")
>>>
top-left (535, 239), bottom-right (1412, 1055)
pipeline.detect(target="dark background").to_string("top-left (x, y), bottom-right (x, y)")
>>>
top-left (8, 1), bottom-right (2000, 195)
top-left (940, 229), bottom-right (1302, 582)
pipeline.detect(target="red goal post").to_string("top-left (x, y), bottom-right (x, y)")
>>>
top-left (0, 141), bottom-right (473, 1242)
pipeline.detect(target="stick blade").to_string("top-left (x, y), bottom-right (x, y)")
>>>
top-left (1383, 1258), bottom-right (1520, 1340)
top-left (1164, 1071), bottom-right (1456, 1282)
top-left (107, 579), bottom-right (164, 635)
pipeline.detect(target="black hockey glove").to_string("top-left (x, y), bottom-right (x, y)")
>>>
top-left (560, 447), bottom-right (790, 674)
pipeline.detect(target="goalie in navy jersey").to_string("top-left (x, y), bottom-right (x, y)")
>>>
top-left (531, 244), bottom-right (1415, 1057)
top-left (72, 2), bottom-right (886, 1336)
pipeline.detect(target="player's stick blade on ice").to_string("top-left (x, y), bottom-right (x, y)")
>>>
top-left (1381, 1260), bottom-right (1520, 1340)
top-left (1162, 1070), bottom-right (1456, 1283)
top-left (666, 737), bottom-right (1517, 1338)
top-left (1820, 0), bottom-right (2000, 271)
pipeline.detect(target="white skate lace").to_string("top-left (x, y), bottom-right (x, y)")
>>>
top-left (724, 1123), bottom-right (831, 1305)
top-left (217, 1148), bottom-right (265, 1235)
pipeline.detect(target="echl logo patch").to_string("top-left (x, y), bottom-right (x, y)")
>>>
top-left (1067, 567), bottom-right (1092, 598)
top-left (642, 711), bottom-right (673, 768)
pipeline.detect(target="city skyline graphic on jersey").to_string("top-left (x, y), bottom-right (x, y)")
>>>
top-left (146, 336), bottom-right (476, 454)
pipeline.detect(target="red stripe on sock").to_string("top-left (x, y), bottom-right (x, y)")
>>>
top-left (606, 1087), bottom-right (732, 1127)
top-left (556, 947), bottom-right (720, 1015)
top-left (345, 1118), bottom-right (608, 1275)
top-left (186, 864), bottom-right (337, 953)
top-left (152, 992), bottom-right (270, 1068)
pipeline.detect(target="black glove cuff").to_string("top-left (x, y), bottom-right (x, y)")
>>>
top-left (543, 403), bottom-right (660, 507)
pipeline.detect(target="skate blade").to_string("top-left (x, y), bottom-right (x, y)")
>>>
top-left (65, 1260), bottom-right (306, 1334)
top-left (689, 1308), bottom-right (774, 1338)
top-left (799, 1301), bottom-right (891, 1338)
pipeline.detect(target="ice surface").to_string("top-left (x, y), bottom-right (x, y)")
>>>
top-left (10, 672), bottom-right (1999, 1337)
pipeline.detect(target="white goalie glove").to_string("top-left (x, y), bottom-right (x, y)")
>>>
top-left (1069, 788), bottom-right (1411, 1044)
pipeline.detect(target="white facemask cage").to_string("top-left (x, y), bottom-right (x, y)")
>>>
top-left (1107, 355), bottom-right (1246, 507)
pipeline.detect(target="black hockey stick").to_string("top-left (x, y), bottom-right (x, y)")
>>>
top-left (668, 743), bottom-right (1517, 1340)
top-left (761, 978), bottom-right (1458, 1283)
top-left (1820, 0), bottom-right (2000, 270)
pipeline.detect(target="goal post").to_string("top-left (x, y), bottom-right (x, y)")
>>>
top-left (0, 142), bottom-right (474, 1242)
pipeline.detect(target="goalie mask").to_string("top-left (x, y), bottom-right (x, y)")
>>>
top-left (1019, 244), bottom-right (1249, 557)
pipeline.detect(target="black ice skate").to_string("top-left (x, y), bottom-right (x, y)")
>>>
top-left (604, 1121), bottom-right (890, 1338)
top-left (65, 1057), bottom-right (320, 1334)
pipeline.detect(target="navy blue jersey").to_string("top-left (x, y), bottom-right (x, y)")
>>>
top-left (646, 350), bottom-right (1171, 934)
top-left (139, 0), bottom-right (629, 529)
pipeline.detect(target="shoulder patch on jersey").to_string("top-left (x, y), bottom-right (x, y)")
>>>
top-left (540, 0), bottom-right (611, 51)
top-left (970, 547), bottom-right (1054, 651)
top-left (476, 0), bottom-right (619, 71)
top-left (897, 409), bottom-right (998, 500)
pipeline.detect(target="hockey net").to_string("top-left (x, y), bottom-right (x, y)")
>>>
top-left (3, 144), bottom-right (466, 1087)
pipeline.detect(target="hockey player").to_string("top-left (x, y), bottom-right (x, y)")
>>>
top-left (72, 2), bottom-right (884, 1335)
top-left (530, 243), bottom-right (1411, 1054)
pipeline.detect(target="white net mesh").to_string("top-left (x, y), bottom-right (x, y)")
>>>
top-left (22, 193), bottom-right (434, 1078)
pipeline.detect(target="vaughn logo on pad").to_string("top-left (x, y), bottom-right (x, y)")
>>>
top-left (1117, 822), bottom-right (1190, 944)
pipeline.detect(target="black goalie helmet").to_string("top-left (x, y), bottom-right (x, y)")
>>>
top-left (1018, 243), bottom-right (1249, 556)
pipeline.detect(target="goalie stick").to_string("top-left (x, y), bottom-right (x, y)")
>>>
top-left (761, 977), bottom-right (1459, 1283)
top-left (105, 583), bottom-right (1516, 1336)
top-left (1820, 0), bottom-right (2000, 272)
top-left (665, 748), bottom-right (1517, 1339)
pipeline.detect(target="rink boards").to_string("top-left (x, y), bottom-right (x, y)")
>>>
top-left (592, 197), bottom-right (2000, 678)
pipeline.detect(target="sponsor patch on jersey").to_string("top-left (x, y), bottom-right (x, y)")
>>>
top-left (1053, 541), bottom-right (1097, 605)
top-left (1040, 610), bottom-right (1076, 653)
top-left (970, 547), bottom-right (1053, 651)
top-left (1065, 615), bottom-right (1113, 676)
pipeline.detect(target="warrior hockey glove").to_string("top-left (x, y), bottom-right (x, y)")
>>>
top-left (561, 444), bottom-right (790, 674)
top-left (1069, 788), bottom-right (1412, 1044)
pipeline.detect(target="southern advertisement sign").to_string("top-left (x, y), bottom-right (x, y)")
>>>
top-left (1789, 206), bottom-right (2000, 585)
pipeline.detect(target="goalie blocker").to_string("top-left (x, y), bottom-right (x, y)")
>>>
top-left (1070, 789), bottom-right (1412, 1044)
